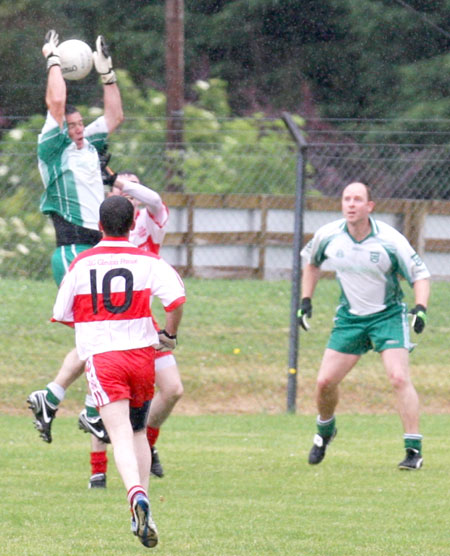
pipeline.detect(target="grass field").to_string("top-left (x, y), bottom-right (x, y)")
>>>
top-left (1, 277), bottom-right (449, 415)
top-left (1, 277), bottom-right (449, 554)
top-left (1, 414), bottom-right (449, 556)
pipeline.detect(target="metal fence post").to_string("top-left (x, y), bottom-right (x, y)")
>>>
top-left (281, 113), bottom-right (307, 413)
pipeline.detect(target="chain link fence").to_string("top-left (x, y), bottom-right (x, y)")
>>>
top-left (0, 115), bottom-right (299, 279)
top-left (1, 115), bottom-right (449, 414)
top-left (2, 115), bottom-right (450, 280)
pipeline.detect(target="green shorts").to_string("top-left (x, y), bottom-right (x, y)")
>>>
top-left (327, 303), bottom-right (411, 355)
top-left (51, 244), bottom-right (93, 286)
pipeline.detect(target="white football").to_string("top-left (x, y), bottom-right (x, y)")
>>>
top-left (58, 39), bottom-right (93, 81)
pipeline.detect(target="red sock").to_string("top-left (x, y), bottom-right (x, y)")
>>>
top-left (91, 451), bottom-right (108, 475)
top-left (127, 485), bottom-right (147, 506)
top-left (146, 426), bottom-right (160, 447)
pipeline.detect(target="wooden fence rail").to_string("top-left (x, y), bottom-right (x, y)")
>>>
top-left (161, 193), bottom-right (450, 278)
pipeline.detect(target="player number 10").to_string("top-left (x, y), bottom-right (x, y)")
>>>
top-left (89, 268), bottom-right (134, 314)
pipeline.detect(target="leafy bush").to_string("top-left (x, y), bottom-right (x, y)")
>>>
top-left (0, 215), bottom-right (53, 280)
top-left (0, 72), bottom-right (304, 278)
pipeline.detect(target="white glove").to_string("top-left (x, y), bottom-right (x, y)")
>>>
top-left (93, 35), bottom-right (116, 84)
top-left (42, 30), bottom-right (60, 71)
top-left (151, 330), bottom-right (177, 352)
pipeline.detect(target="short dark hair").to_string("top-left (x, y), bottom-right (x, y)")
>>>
top-left (99, 196), bottom-right (134, 236)
top-left (65, 104), bottom-right (79, 116)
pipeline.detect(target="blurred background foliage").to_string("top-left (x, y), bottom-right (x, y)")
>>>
top-left (1, 0), bottom-right (450, 280)
top-left (1, 0), bottom-right (449, 134)
top-left (0, 74), bottom-right (302, 279)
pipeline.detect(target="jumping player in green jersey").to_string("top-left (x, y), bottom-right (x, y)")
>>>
top-left (298, 182), bottom-right (430, 470)
top-left (27, 30), bottom-right (124, 443)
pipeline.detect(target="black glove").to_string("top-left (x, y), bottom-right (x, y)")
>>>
top-left (410, 304), bottom-right (427, 334)
top-left (98, 147), bottom-right (117, 186)
top-left (297, 297), bottom-right (312, 331)
top-left (152, 329), bottom-right (177, 352)
top-left (102, 167), bottom-right (117, 187)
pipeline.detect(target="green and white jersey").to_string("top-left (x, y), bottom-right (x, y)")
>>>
top-left (301, 217), bottom-right (430, 316)
top-left (37, 112), bottom-right (108, 230)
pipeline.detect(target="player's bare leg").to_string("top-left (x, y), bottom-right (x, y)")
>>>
top-left (381, 348), bottom-right (423, 469)
top-left (100, 399), bottom-right (157, 547)
top-left (381, 348), bottom-right (419, 432)
top-left (315, 349), bottom-right (360, 419)
top-left (53, 347), bottom-right (86, 390)
top-left (149, 362), bottom-right (183, 428)
top-left (146, 360), bottom-right (183, 477)
top-left (308, 349), bottom-right (360, 464)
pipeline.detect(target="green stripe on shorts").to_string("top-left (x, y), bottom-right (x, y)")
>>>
top-left (51, 244), bottom-right (93, 286)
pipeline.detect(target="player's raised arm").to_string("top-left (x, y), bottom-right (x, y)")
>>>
top-left (93, 35), bottom-right (124, 133)
top-left (43, 30), bottom-right (66, 127)
top-left (116, 175), bottom-right (165, 217)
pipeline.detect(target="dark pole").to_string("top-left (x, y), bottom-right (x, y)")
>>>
top-left (165, 0), bottom-right (184, 190)
top-left (281, 112), bottom-right (307, 413)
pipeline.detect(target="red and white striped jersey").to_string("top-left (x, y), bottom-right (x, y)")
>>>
top-left (129, 204), bottom-right (169, 254)
top-left (52, 237), bottom-right (185, 359)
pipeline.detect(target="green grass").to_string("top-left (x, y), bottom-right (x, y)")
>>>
top-left (1, 277), bottom-right (449, 554)
top-left (1, 277), bottom-right (449, 414)
top-left (1, 414), bottom-right (449, 555)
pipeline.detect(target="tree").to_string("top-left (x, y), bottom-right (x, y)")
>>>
top-left (1, 0), bottom-right (449, 142)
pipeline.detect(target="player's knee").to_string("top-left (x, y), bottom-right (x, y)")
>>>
top-left (166, 384), bottom-right (184, 405)
top-left (160, 379), bottom-right (184, 403)
top-left (316, 375), bottom-right (337, 394)
top-left (388, 371), bottom-right (410, 391)
top-left (173, 380), bottom-right (184, 399)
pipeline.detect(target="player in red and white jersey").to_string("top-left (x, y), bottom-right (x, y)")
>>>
top-left (53, 195), bottom-right (185, 547)
top-left (118, 175), bottom-right (169, 254)
top-left (80, 172), bottom-right (183, 487)
top-left (53, 234), bottom-right (184, 361)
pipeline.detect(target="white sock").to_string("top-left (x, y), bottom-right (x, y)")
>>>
top-left (85, 393), bottom-right (96, 408)
top-left (403, 433), bottom-right (423, 441)
top-left (47, 382), bottom-right (65, 402)
top-left (317, 415), bottom-right (335, 426)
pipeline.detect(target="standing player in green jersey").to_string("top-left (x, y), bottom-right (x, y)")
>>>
top-left (27, 30), bottom-right (124, 442)
top-left (298, 182), bottom-right (430, 470)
